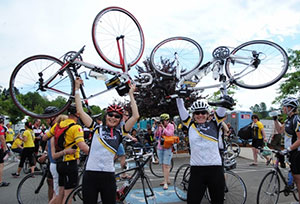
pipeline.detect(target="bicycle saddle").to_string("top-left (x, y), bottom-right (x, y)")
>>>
top-left (208, 95), bottom-right (235, 110)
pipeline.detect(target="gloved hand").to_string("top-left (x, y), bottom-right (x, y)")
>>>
top-left (280, 147), bottom-right (291, 155)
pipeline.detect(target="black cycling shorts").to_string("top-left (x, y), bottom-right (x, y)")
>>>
top-left (0, 149), bottom-right (4, 163)
top-left (252, 138), bottom-right (264, 148)
top-left (290, 151), bottom-right (300, 174)
top-left (57, 160), bottom-right (78, 189)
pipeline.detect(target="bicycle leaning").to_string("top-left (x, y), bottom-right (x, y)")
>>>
top-left (256, 149), bottom-right (299, 204)
top-left (65, 145), bottom-right (156, 204)
top-left (173, 155), bottom-right (247, 204)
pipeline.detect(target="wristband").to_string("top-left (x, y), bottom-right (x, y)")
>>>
top-left (75, 90), bottom-right (80, 95)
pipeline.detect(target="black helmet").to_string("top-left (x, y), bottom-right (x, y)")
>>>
top-left (0, 116), bottom-right (4, 124)
top-left (44, 106), bottom-right (59, 114)
top-left (67, 104), bottom-right (77, 115)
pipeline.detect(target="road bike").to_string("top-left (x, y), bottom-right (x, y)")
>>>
top-left (256, 149), bottom-right (299, 204)
top-left (9, 6), bottom-right (152, 119)
top-left (16, 160), bottom-right (49, 204)
top-left (150, 36), bottom-right (288, 99)
top-left (65, 145), bottom-right (156, 204)
top-left (174, 158), bottom-right (247, 203)
top-left (224, 135), bottom-right (241, 159)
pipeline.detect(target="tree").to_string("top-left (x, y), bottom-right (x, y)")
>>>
top-left (273, 49), bottom-right (300, 104)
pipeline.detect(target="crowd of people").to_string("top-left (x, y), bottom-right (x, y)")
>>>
top-left (0, 75), bottom-right (300, 204)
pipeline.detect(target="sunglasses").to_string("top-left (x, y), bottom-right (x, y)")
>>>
top-left (194, 110), bottom-right (208, 115)
top-left (107, 112), bottom-right (122, 119)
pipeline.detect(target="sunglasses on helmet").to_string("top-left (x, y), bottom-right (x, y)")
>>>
top-left (107, 112), bottom-right (122, 119)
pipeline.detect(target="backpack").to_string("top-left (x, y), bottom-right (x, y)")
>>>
top-left (54, 123), bottom-right (76, 152)
top-left (237, 123), bottom-right (252, 140)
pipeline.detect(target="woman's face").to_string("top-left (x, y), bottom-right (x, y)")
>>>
top-left (193, 110), bottom-right (208, 124)
top-left (106, 112), bottom-right (122, 128)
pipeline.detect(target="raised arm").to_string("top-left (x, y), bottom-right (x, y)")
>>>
top-left (274, 119), bottom-right (285, 134)
top-left (74, 77), bottom-right (93, 127)
top-left (176, 98), bottom-right (189, 121)
top-left (124, 83), bottom-right (140, 132)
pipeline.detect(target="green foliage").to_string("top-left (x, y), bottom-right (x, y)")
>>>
top-left (273, 49), bottom-right (300, 104)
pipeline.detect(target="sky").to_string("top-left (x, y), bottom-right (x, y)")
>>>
top-left (1, 0), bottom-right (300, 112)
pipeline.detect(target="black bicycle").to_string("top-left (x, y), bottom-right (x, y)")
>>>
top-left (16, 160), bottom-right (49, 204)
top-left (65, 145), bottom-right (156, 204)
top-left (257, 149), bottom-right (299, 204)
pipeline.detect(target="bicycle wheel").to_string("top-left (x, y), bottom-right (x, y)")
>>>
top-left (141, 174), bottom-right (156, 204)
top-left (9, 55), bottom-right (74, 119)
top-left (225, 40), bottom-right (288, 89)
top-left (150, 36), bottom-right (203, 77)
top-left (17, 172), bottom-right (48, 204)
top-left (224, 170), bottom-right (247, 204)
top-left (257, 171), bottom-right (280, 204)
top-left (92, 7), bottom-right (145, 69)
top-left (149, 157), bottom-right (174, 178)
top-left (226, 142), bottom-right (241, 159)
top-left (23, 159), bottom-right (30, 174)
top-left (174, 164), bottom-right (190, 201)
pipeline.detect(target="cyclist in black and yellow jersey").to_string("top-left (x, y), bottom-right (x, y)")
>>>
top-left (12, 122), bottom-right (36, 177)
top-left (75, 77), bottom-right (139, 204)
top-left (46, 104), bottom-right (89, 204)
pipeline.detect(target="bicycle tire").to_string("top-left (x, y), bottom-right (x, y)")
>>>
top-left (225, 40), bottom-right (288, 89)
top-left (141, 174), bottom-right (156, 204)
top-left (226, 142), bottom-right (241, 159)
top-left (9, 55), bottom-right (74, 119)
top-left (149, 157), bottom-right (174, 178)
top-left (174, 164), bottom-right (190, 201)
top-left (257, 171), bottom-right (280, 204)
top-left (150, 36), bottom-right (203, 77)
top-left (23, 159), bottom-right (30, 174)
top-left (92, 6), bottom-right (145, 69)
top-left (223, 170), bottom-right (247, 204)
top-left (17, 172), bottom-right (48, 204)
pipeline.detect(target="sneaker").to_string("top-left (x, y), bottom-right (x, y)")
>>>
top-left (11, 173), bottom-right (20, 177)
top-left (0, 182), bottom-right (10, 187)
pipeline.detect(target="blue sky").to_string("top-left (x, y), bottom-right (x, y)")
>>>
top-left (1, 0), bottom-right (300, 111)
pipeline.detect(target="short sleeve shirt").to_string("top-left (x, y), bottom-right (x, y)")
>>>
top-left (23, 129), bottom-right (35, 148)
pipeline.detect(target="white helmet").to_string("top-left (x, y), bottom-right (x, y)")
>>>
top-left (190, 99), bottom-right (209, 112)
top-left (282, 97), bottom-right (299, 108)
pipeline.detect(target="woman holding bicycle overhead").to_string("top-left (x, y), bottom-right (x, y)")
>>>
top-left (274, 97), bottom-right (300, 202)
top-left (74, 77), bottom-right (139, 204)
top-left (176, 97), bottom-right (232, 204)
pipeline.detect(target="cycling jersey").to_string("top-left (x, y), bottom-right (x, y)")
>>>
top-left (47, 118), bottom-right (84, 162)
top-left (85, 123), bottom-right (128, 172)
top-left (285, 114), bottom-right (300, 150)
top-left (11, 138), bottom-right (23, 149)
top-left (176, 98), bottom-right (225, 166)
top-left (23, 129), bottom-right (35, 148)
top-left (0, 125), bottom-right (5, 149)
top-left (252, 121), bottom-right (264, 139)
top-left (5, 128), bottom-right (14, 143)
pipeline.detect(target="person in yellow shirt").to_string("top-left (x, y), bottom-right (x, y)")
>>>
top-left (12, 122), bottom-right (36, 177)
top-left (47, 104), bottom-right (89, 204)
top-left (11, 134), bottom-right (23, 154)
top-left (250, 114), bottom-right (269, 166)
top-left (5, 122), bottom-right (14, 145)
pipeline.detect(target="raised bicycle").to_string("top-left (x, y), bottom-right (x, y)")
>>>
top-left (65, 145), bottom-right (156, 204)
top-left (9, 6), bottom-right (152, 119)
top-left (149, 36), bottom-right (288, 100)
top-left (256, 149), bottom-right (299, 204)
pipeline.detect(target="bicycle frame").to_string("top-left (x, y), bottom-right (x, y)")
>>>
top-left (115, 151), bottom-right (153, 201)
top-left (174, 50), bottom-right (259, 96)
top-left (38, 45), bottom-right (152, 104)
